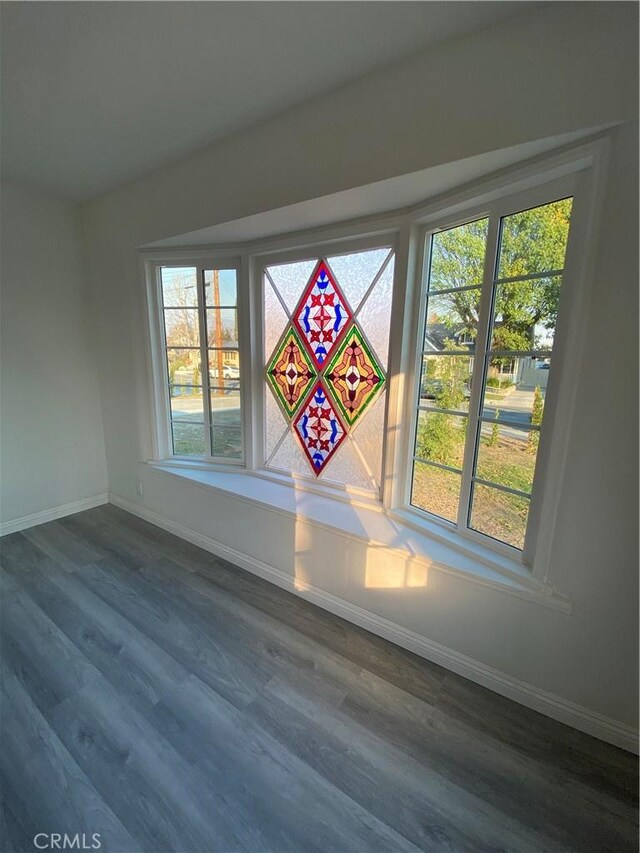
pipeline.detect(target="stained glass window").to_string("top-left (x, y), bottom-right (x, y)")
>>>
top-left (263, 247), bottom-right (394, 491)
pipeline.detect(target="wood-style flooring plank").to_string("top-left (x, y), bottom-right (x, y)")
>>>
top-left (0, 505), bottom-right (637, 853)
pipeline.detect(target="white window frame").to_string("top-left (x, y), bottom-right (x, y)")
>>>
top-left (389, 148), bottom-right (607, 584)
top-left (250, 231), bottom-right (398, 504)
top-left (144, 254), bottom-right (248, 466)
top-left (401, 176), bottom-right (579, 566)
top-left (140, 135), bottom-right (608, 586)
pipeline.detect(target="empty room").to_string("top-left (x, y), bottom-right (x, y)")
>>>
top-left (0, 2), bottom-right (638, 851)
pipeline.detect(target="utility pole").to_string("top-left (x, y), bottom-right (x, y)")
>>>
top-left (213, 270), bottom-right (224, 396)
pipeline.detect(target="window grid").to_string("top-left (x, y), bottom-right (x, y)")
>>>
top-left (160, 266), bottom-right (243, 463)
top-left (409, 197), bottom-right (573, 553)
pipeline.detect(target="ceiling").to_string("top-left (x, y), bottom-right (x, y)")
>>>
top-left (1, 1), bottom-right (535, 202)
top-left (147, 128), bottom-right (602, 248)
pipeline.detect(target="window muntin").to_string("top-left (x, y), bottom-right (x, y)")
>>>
top-left (468, 197), bottom-right (572, 549)
top-left (410, 198), bottom-right (573, 552)
top-left (263, 247), bottom-right (394, 493)
top-left (160, 265), bottom-right (242, 461)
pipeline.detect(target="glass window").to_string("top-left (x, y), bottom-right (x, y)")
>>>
top-left (160, 266), bottom-right (242, 461)
top-left (409, 198), bottom-right (573, 552)
top-left (263, 248), bottom-right (394, 493)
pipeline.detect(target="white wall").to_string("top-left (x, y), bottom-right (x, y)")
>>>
top-left (1, 183), bottom-right (108, 525)
top-left (82, 4), bottom-right (638, 742)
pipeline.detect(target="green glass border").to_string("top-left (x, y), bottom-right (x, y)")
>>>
top-left (265, 324), bottom-right (317, 418)
top-left (324, 323), bottom-right (385, 426)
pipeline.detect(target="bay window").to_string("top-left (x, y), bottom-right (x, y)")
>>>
top-left (144, 141), bottom-right (601, 580)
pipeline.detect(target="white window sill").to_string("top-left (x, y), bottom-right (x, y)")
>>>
top-left (146, 460), bottom-right (572, 613)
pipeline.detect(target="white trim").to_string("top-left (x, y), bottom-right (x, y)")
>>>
top-left (145, 459), bottom-right (572, 610)
top-left (108, 492), bottom-right (638, 755)
top-left (0, 494), bottom-right (109, 537)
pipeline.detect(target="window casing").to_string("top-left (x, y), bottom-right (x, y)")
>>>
top-left (143, 142), bottom-right (603, 580)
top-left (155, 261), bottom-right (245, 464)
top-left (259, 243), bottom-right (395, 497)
top-left (407, 192), bottom-right (574, 554)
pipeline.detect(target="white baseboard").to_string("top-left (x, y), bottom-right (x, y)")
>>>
top-left (109, 492), bottom-right (638, 755)
top-left (0, 493), bottom-right (109, 537)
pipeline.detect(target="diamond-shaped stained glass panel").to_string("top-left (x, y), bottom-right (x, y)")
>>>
top-left (293, 381), bottom-right (346, 476)
top-left (266, 327), bottom-right (316, 417)
top-left (293, 261), bottom-right (352, 368)
top-left (325, 325), bottom-right (384, 426)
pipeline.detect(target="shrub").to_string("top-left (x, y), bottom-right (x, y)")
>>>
top-left (416, 413), bottom-right (464, 467)
top-left (528, 385), bottom-right (544, 453)
top-left (488, 410), bottom-right (500, 447)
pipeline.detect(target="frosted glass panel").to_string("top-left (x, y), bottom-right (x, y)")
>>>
top-left (327, 248), bottom-right (391, 312)
top-left (350, 391), bottom-right (385, 488)
top-left (269, 430), bottom-right (309, 475)
top-left (321, 438), bottom-right (376, 492)
top-left (266, 260), bottom-right (316, 313)
top-left (357, 256), bottom-right (394, 370)
top-left (264, 276), bottom-right (288, 359)
top-left (265, 387), bottom-right (288, 462)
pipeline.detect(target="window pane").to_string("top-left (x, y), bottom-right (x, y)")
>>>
top-left (482, 366), bottom-right (549, 426)
top-left (321, 438), bottom-right (376, 492)
top-left (264, 250), bottom-right (394, 490)
top-left (166, 349), bottom-right (201, 386)
top-left (350, 391), bottom-right (385, 490)
top-left (206, 308), bottom-right (238, 347)
top-left (204, 269), bottom-right (237, 307)
top-left (411, 462), bottom-right (461, 523)
top-left (357, 255), bottom-right (394, 370)
top-left (475, 422), bottom-right (536, 494)
top-left (163, 308), bottom-right (200, 348)
top-left (269, 429), bottom-right (310, 475)
top-left (211, 427), bottom-right (242, 459)
top-left (264, 275), bottom-right (288, 358)
top-left (491, 278), bottom-right (562, 352)
top-left (169, 386), bottom-right (204, 423)
top-left (424, 290), bottom-right (480, 352)
top-left (207, 349), bottom-right (240, 385)
top-left (210, 389), bottom-right (241, 428)
top-left (497, 198), bottom-right (572, 279)
top-left (414, 412), bottom-right (467, 469)
top-left (327, 248), bottom-right (391, 312)
top-left (161, 267), bottom-right (198, 307)
top-left (172, 422), bottom-right (206, 456)
top-left (469, 483), bottom-right (529, 550)
top-left (419, 354), bottom-right (472, 412)
top-left (266, 260), bottom-right (316, 313)
top-left (265, 386), bottom-right (288, 462)
top-left (429, 218), bottom-right (488, 292)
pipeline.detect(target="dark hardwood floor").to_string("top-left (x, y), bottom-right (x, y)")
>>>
top-left (0, 504), bottom-right (637, 852)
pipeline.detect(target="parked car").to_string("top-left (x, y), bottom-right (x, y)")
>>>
top-left (210, 364), bottom-right (240, 381)
top-left (420, 377), bottom-right (471, 401)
